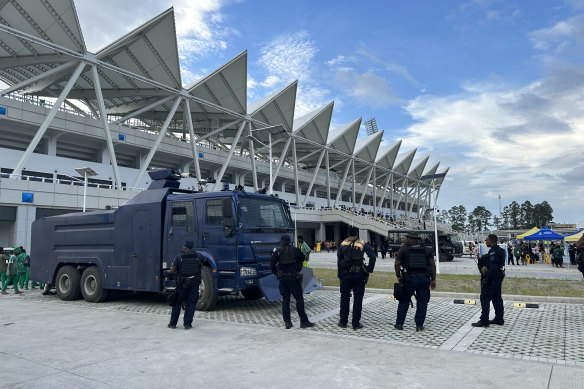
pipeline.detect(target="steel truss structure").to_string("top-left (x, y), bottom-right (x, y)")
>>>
top-left (0, 0), bottom-right (447, 219)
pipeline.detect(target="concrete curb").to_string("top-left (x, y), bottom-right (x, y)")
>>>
top-left (319, 285), bottom-right (584, 304)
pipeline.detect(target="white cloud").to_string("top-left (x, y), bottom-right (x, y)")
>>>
top-left (400, 68), bottom-right (584, 220)
top-left (260, 75), bottom-right (280, 88)
top-left (529, 15), bottom-right (583, 51)
top-left (258, 30), bottom-right (318, 82)
top-left (334, 69), bottom-right (402, 108)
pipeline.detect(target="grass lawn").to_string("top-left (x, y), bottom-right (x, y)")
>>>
top-left (312, 268), bottom-right (584, 298)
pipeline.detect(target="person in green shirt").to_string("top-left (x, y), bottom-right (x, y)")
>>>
top-left (297, 235), bottom-right (312, 268)
top-left (513, 246), bottom-right (520, 266)
top-left (553, 244), bottom-right (564, 268)
top-left (0, 247), bottom-right (7, 291)
top-left (2, 247), bottom-right (21, 294)
top-left (16, 247), bottom-right (28, 290)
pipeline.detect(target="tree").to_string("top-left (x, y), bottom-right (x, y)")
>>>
top-left (468, 206), bottom-right (492, 232)
top-left (533, 201), bottom-right (553, 227)
top-left (446, 205), bottom-right (467, 232)
top-left (520, 200), bottom-right (535, 228)
top-left (493, 215), bottom-right (502, 230)
top-left (501, 201), bottom-right (520, 229)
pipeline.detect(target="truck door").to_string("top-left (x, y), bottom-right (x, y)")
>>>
top-left (164, 200), bottom-right (197, 267)
top-left (131, 210), bottom-right (155, 291)
top-left (202, 198), bottom-right (237, 271)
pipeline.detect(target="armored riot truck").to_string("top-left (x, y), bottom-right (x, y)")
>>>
top-left (30, 169), bottom-right (294, 310)
top-left (387, 229), bottom-right (456, 262)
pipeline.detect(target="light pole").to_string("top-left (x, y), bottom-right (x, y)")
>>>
top-left (421, 172), bottom-right (447, 274)
top-left (75, 167), bottom-right (98, 212)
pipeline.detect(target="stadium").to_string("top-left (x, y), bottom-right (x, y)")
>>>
top-left (0, 0), bottom-right (448, 250)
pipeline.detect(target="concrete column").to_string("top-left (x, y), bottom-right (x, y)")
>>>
top-left (101, 145), bottom-right (111, 165)
top-left (334, 223), bottom-right (341, 243)
top-left (316, 223), bottom-right (326, 242)
top-left (15, 205), bottom-right (36, 253)
top-left (358, 228), bottom-right (370, 243)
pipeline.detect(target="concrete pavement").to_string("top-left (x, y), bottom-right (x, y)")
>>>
top-left (1, 289), bottom-right (584, 388)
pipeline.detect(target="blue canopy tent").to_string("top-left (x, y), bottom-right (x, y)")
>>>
top-left (523, 227), bottom-right (564, 241)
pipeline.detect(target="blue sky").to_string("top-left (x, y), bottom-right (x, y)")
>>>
top-left (76, 0), bottom-right (584, 225)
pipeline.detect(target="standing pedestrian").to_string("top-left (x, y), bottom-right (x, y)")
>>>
top-left (393, 232), bottom-right (436, 331)
top-left (553, 243), bottom-right (564, 268)
top-left (0, 247), bottom-right (7, 292)
top-left (167, 241), bottom-right (201, 330)
top-left (380, 241), bottom-right (388, 259)
top-left (271, 235), bottom-right (315, 329)
top-left (16, 247), bottom-right (27, 290)
top-left (507, 243), bottom-right (514, 265)
top-left (337, 227), bottom-right (376, 330)
top-left (2, 248), bottom-right (21, 294)
top-left (297, 235), bottom-right (311, 268)
top-left (576, 234), bottom-right (584, 279)
top-left (513, 244), bottom-right (520, 266)
top-left (472, 234), bottom-right (505, 327)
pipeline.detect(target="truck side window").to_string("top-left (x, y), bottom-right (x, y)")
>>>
top-left (206, 199), bottom-right (227, 226)
top-left (171, 202), bottom-right (195, 233)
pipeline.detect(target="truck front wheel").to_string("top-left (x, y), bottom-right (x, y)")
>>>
top-left (80, 267), bottom-right (109, 303)
top-left (55, 265), bottom-right (81, 301)
top-left (196, 266), bottom-right (217, 311)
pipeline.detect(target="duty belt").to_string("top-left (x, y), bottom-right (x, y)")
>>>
top-left (348, 265), bottom-right (363, 273)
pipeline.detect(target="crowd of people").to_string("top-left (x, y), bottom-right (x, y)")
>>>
top-left (0, 246), bottom-right (41, 294)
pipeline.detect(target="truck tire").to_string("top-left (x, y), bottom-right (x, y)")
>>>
top-left (196, 266), bottom-right (217, 311)
top-left (80, 266), bottom-right (109, 303)
top-left (241, 286), bottom-right (263, 300)
top-left (55, 265), bottom-right (81, 301)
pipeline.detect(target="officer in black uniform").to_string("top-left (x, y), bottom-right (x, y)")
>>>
top-left (394, 231), bottom-right (436, 331)
top-left (168, 240), bottom-right (202, 330)
top-left (271, 235), bottom-right (315, 329)
top-left (472, 234), bottom-right (505, 327)
top-left (337, 226), bottom-right (376, 330)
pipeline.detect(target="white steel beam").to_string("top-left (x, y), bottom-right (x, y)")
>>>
top-left (111, 95), bottom-right (175, 125)
top-left (358, 166), bottom-right (374, 211)
top-left (302, 150), bottom-right (325, 207)
top-left (248, 122), bottom-right (258, 192)
top-left (352, 160), bottom-right (356, 208)
top-left (11, 61), bottom-right (86, 177)
top-left (199, 119), bottom-right (242, 141)
top-left (373, 166), bottom-right (377, 215)
top-left (1, 60), bottom-right (79, 96)
top-left (269, 137), bottom-right (292, 191)
top-left (334, 159), bottom-right (352, 207)
top-left (211, 120), bottom-right (247, 191)
top-left (326, 150), bottom-right (331, 207)
top-left (183, 99), bottom-right (201, 180)
top-left (292, 138), bottom-right (300, 205)
top-left (91, 65), bottom-right (122, 189)
top-left (132, 97), bottom-right (182, 187)
top-left (378, 173), bottom-right (392, 209)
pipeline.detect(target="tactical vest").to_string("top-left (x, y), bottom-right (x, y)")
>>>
top-left (341, 238), bottom-right (365, 268)
top-left (279, 246), bottom-right (296, 266)
top-left (180, 253), bottom-right (200, 277)
top-left (405, 245), bottom-right (428, 271)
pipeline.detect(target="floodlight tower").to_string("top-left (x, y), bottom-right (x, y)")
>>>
top-left (364, 117), bottom-right (379, 136)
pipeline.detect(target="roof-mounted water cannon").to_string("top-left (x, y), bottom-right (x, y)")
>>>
top-left (197, 178), bottom-right (216, 192)
top-left (147, 169), bottom-right (182, 189)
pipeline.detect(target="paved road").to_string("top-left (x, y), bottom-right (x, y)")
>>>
top-left (308, 252), bottom-right (584, 280)
top-left (1, 289), bottom-right (583, 388)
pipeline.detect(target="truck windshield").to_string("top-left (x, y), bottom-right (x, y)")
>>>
top-left (239, 197), bottom-right (291, 230)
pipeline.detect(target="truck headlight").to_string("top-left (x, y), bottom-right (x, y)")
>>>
top-left (240, 267), bottom-right (257, 277)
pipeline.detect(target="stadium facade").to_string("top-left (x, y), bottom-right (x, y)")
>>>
top-left (0, 1), bottom-right (448, 251)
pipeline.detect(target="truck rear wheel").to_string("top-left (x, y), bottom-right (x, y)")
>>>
top-left (196, 266), bottom-right (217, 311)
top-left (80, 267), bottom-right (109, 303)
top-left (241, 286), bottom-right (263, 300)
top-left (55, 266), bottom-right (81, 301)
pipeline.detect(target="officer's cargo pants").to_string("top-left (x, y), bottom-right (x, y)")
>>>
top-left (480, 279), bottom-right (504, 323)
top-left (279, 274), bottom-right (308, 322)
top-left (170, 280), bottom-right (199, 327)
top-left (339, 273), bottom-right (366, 327)
top-left (396, 275), bottom-right (431, 327)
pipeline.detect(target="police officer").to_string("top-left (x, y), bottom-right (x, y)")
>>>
top-left (168, 241), bottom-right (202, 330)
top-left (271, 235), bottom-right (315, 329)
top-left (337, 226), bottom-right (376, 330)
top-left (394, 232), bottom-right (436, 331)
top-left (472, 234), bottom-right (505, 327)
